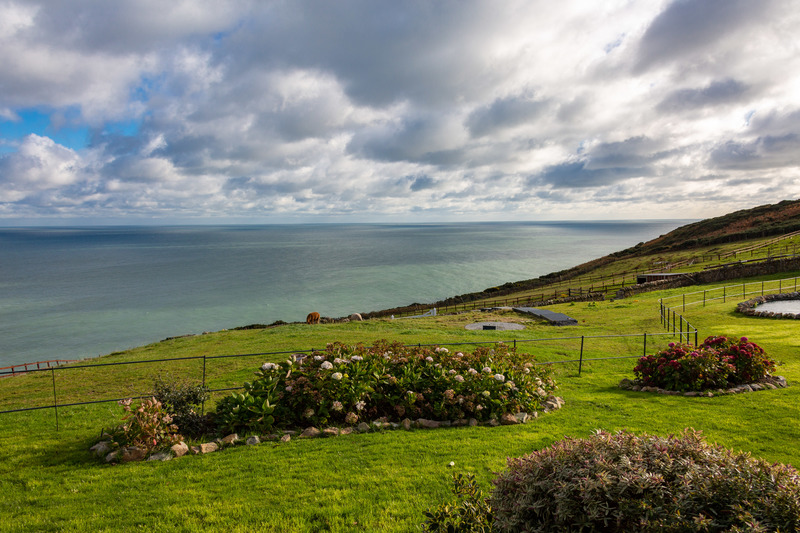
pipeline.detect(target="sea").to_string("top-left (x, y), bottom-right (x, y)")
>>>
top-left (0, 221), bottom-right (686, 367)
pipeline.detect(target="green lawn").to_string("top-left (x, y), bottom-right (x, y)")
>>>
top-left (1, 272), bottom-right (799, 532)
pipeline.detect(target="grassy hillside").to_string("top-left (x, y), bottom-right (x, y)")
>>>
top-left (2, 201), bottom-right (800, 532)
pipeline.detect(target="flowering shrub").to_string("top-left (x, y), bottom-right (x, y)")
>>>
top-left (107, 397), bottom-right (183, 454)
top-left (489, 429), bottom-right (800, 532)
top-left (633, 336), bottom-right (775, 391)
top-left (214, 340), bottom-right (557, 433)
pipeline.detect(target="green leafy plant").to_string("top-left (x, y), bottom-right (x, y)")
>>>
top-left (633, 336), bottom-right (776, 391)
top-left (152, 373), bottom-right (212, 438)
top-left (107, 397), bottom-right (183, 454)
top-left (213, 340), bottom-right (557, 432)
top-left (490, 429), bottom-right (800, 532)
top-left (422, 473), bottom-right (493, 533)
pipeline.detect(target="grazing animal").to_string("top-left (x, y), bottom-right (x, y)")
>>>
top-left (306, 312), bottom-right (320, 324)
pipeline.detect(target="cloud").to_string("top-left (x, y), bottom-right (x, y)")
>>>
top-left (657, 79), bottom-right (750, 112)
top-left (0, 1), bottom-right (799, 222)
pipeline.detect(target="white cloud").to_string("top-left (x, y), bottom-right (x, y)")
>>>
top-left (0, 0), bottom-right (798, 222)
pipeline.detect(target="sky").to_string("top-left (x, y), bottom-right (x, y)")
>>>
top-left (1, 0), bottom-right (799, 225)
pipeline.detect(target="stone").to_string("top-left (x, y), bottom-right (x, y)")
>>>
top-left (220, 433), bottom-right (239, 445)
top-left (90, 440), bottom-right (111, 458)
top-left (350, 313), bottom-right (363, 321)
top-left (148, 451), bottom-right (172, 462)
top-left (468, 418), bottom-right (479, 427)
top-left (684, 391), bottom-right (699, 397)
top-left (452, 419), bottom-right (469, 427)
top-left (280, 434), bottom-right (291, 443)
top-left (357, 422), bottom-right (371, 433)
top-left (198, 442), bottom-right (218, 454)
top-left (323, 428), bottom-right (339, 438)
top-left (416, 419), bottom-right (441, 429)
top-left (486, 419), bottom-right (500, 427)
top-left (750, 383), bottom-right (763, 391)
top-left (514, 412), bottom-right (529, 424)
top-left (171, 441), bottom-right (189, 457)
top-left (105, 450), bottom-right (119, 463)
top-left (401, 418), bottom-right (413, 431)
top-left (763, 383), bottom-right (777, 390)
top-left (439, 420), bottom-right (452, 428)
top-left (246, 436), bottom-right (261, 446)
top-left (300, 427), bottom-right (322, 438)
top-left (339, 427), bottom-right (354, 435)
top-left (500, 413), bottom-right (519, 425)
top-left (120, 446), bottom-right (147, 462)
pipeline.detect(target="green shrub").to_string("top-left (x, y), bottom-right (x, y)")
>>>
top-left (422, 473), bottom-right (493, 533)
top-left (107, 397), bottom-right (183, 454)
top-left (633, 336), bottom-right (776, 391)
top-left (152, 374), bottom-right (213, 438)
top-left (214, 340), bottom-right (557, 433)
top-left (490, 429), bottom-right (800, 532)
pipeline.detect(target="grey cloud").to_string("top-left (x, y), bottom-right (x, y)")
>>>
top-left (710, 134), bottom-right (800, 170)
top-left (635, 0), bottom-right (777, 72)
top-left (657, 79), bottom-right (750, 112)
top-left (409, 175), bottom-right (435, 192)
top-left (466, 94), bottom-right (548, 138)
top-left (585, 136), bottom-right (670, 169)
top-left (536, 161), bottom-right (649, 189)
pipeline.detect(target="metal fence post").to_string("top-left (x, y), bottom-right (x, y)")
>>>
top-left (643, 333), bottom-right (647, 357)
top-left (201, 354), bottom-right (207, 415)
top-left (579, 336), bottom-right (584, 376)
top-left (51, 368), bottom-right (59, 432)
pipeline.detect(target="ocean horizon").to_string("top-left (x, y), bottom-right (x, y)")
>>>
top-left (0, 220), bottom-right (688, 367)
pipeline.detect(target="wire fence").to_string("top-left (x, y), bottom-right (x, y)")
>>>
top-left (0, 331), bottom-right (696, 431)
top-left (659, 275), bottom-right (800, 315)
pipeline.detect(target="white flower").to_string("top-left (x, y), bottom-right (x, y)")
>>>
top-left (448, 369), bottom-right (456, 374)
top-left (454, 375), bottom-right (465, 383)
top-left (355, 400), bottom-right (366, 411)
top-left (482, 390), bottom-right (491, 398)
top-left (476, 405), bottom-right (483, 411)
top-left (524, 367), bottom-right (531, 374)
top-left (313, 355), bottom-right (325, 361)
top-left (333, 358), bottom-right (348, 364)
top-left (332, 401), bottom-right (343, 412)
top-left (468, 368), bottom-right (478, 375)
top-left (331, 372), bottom-right (343, 381)
top-left (435, 347), bottom-right (449, 353)
top-left (425, 356), bottom-right (434, 363)
top-left (320, 361), bottom-right (333, 370)
top-left (285, 385), bottom-right (293, 392)
top-left (350, 355), bottom-right (363, 362)
top-left (506, 381), bottom-right (516, 389)
top-left (303, 408), bottom-right (315, 418)
top-left (494, 374), bottom-right (505, 382)
top-left (482, 367), bottom-right (492, 374)
top-left (261, 362), bottom-right (278, 371)
top-left (455, 352), bottom-right (463, 358)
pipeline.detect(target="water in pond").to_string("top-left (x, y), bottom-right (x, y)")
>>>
top-left (755, 300), bottom-right (800, 314)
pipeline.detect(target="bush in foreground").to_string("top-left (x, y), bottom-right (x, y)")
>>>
top-left (633, 336), bottom-right (776, 391)
top-left (214, 340), bottom-right (557, 434)
top-left (424, 430), bottom-right (800, 532)
top-left (490, 429), bottom-right (800, 532)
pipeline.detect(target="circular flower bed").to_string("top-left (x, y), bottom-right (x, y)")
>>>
top-left (214, 340), bottom-right (558, 434)
top-left (737, 291), bottom-right (800, 319)
top-left (623, 336), bottom-right (779, 393)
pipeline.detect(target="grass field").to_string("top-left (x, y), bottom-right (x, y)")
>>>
top-left (1, 271), bottom-right (799, 532)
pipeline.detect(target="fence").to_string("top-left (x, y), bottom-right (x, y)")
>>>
top-left (0, 331), bottom-right (694, 431)
top-left (659, 275), bottom-right (800, 314)
top-left (0, 359), bottom-right (77, 377)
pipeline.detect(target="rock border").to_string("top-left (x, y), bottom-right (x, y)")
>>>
top-left (618, 375), bottom-right (788, 397)
top-left (736, 292), bottom-right (800, 319)
top-left (91, 396), bottom-right (566, 463)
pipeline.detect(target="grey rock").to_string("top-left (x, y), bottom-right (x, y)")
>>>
top-left (468, 418), bottom-right (479, 426)
top-left (246, 436), bottom-right (261, 445)
top-left (339, 427), bottom-right (354, 435)
top-left (401, 418), bottom-right (413, 431)
top-left (171, 441), bottom-right (189, 457)
top-left (90, 440), bottom-right (111, 458)
top-left (300, 427), bottom-right (322, 438)
top-left (356, 422), bottom-right (371, 433)
top-left (120, 446), bottom-right (147, 462)
top-left (147, 451), bottom-right (172, 462)
top-left (220, 433), bottom-right (239, 445)
top-left (105, 450), bottom-right (119, 463)
top-left (280, 434), bottom-right (291, 443)
top-left (416, 419), bottom-right (441, 429)
top-left (500, 413), bottom-right (519, 425)
top-left (198, 442), bottom-right (218, 454)
top-left (323, 428), bottom-right (339, 437)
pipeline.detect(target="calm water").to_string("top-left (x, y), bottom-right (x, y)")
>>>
top-left (0, 221), bottom-right (684, 367)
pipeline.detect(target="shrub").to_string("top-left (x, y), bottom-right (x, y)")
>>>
top-left (152, 374), bottom-right (213, 438)
top-left (422, 473), bottom-right (493, 533)
top-left (213, 340), bottom-right (557, 433)
top-left (490, 429), bottom-right (800, 532)
top-left (633, 336), bottom-right (776, 391)
top-left (107, 397), bottom-right (183, 454)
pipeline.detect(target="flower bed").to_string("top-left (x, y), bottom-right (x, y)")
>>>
top-left (214, 340), bottom-right (558, 434)
top-left (624, 336), bottom-right (779, 393)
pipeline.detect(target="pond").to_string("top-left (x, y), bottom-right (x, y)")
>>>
top-left (755, 300), bottom-right (800, 314)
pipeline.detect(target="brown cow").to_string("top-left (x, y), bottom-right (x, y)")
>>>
top-left (306, 312), bottom-right (320, 324)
